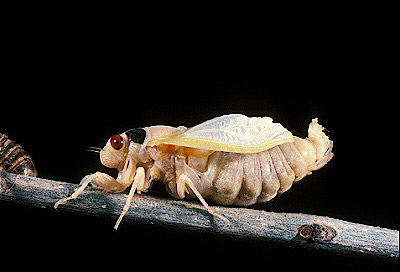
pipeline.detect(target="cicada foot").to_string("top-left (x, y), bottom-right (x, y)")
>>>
top-left (54, 168), bottom-right (147, 230)
top-left (114, 167), bottom-right (145, 230)
top-left (54, 172), bottom-right (124, 209)
top-left (177, 174), bottom-right (230, 225)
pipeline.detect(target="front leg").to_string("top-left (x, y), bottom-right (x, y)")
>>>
top-left (91, 171), bottom-right (128, 193)
top-left (54, 156), bottom-right (137, 209)
top-left (54, 171), bottom-right (128, 209)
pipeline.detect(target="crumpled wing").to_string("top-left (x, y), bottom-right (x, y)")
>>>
top-left (147, 114), bottom-right (294, 153)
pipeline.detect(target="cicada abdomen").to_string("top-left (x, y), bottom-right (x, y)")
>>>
top-left (175, 118), bottom-right (333, 206)
top-left (0, 133), bottom-right (37, 177)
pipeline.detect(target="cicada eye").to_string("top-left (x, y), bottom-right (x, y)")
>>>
top-left (110, 135), bottom-right (124, 150)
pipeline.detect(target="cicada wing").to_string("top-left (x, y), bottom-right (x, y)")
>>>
top-left (147, 114), bottom-right (294, 153)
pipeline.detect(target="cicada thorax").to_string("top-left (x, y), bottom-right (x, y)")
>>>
top-left (158, 118), bottom-right (333, 207)
top-left (0, 133), bottom-right (37, 177)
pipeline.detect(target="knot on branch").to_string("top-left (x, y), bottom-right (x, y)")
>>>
top-left (298, 223), bottom-right (337, 243)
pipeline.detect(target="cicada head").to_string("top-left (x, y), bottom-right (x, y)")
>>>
top-left (100, 133), bottom-right (130, 170)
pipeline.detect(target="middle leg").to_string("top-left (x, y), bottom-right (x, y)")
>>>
top-left (114, 167), bottom-right (145, 229)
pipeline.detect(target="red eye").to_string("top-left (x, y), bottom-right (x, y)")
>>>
top-left (110, 135), bottom-right (124, 150)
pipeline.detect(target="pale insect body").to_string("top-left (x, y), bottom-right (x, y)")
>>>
top-left (55, 114), bottom-right (333, 229)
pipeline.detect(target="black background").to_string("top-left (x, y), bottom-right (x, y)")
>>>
top-left (1, 10), bottom-right (397, 270)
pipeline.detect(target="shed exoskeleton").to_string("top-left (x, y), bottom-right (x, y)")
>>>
top-left (0, 133), bottom-right (37, 177)
top-left (55, 114), bottom-right (333, 229)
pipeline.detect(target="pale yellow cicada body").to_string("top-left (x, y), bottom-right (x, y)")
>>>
top-left (55, 114), bottom-right (333, 229)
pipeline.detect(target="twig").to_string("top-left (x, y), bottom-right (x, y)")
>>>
top-left (0, 171), bottom-right (398, 260)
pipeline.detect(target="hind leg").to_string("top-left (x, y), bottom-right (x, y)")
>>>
top-left (177, 174), bottom-right (230, 225)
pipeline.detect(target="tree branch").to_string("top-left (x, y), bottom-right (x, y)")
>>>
top-left (1, 171), bottom-right (398, 260)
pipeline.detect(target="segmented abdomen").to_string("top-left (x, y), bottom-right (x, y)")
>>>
top-left (191, 119), bottom-right (333, 206)
top-left (0, 133), bottom-right (37, 176)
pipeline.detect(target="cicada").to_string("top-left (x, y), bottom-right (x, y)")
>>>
top-left (0, 133), bottom-right (37, 177)
top-left (55, 114), bottom-right (333, 229)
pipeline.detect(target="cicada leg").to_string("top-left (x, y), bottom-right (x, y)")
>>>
top-left (54, 157), bottom-right (135, 208)
top-left (177, 174), bottom-right (230, 225)
top-left (54, 173), bottom-right (99, 209)
top-left (114, 167), bottom-right (145, 230)
top-left (55, 157), bottom-right (147, 229)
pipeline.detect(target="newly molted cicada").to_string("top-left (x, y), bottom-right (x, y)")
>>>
top-left (55, 114), bottom-right (333, 229)
top-left (0, 133), bottom-right (37, 177)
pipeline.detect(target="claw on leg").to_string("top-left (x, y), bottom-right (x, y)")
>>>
top-left (114, 167), bottom-right (145, 230)
top-left (178, 174), bottom-right (230, 225)
top-left (54, 174), bottom-right (94, 209)
top-left (54, 172), bottom-right (126, 209)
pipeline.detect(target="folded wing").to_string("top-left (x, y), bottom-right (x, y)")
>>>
top-left (148, 114), bottom-right (294, 153)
